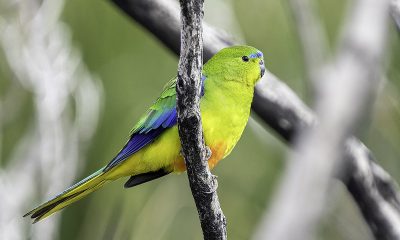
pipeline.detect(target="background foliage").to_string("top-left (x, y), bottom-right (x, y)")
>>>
top-left (1, 0), bottom-right (400, 239)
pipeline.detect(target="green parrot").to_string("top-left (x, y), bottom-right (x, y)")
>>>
top-left (24, 45), bottom-right (265, 223)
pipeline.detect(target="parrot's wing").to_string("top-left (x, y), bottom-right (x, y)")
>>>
top-left (104, 77), bottom-right (178, 171)
top-left (104, 76), bottom-right (205, 171)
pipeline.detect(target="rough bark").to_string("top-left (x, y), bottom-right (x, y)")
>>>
top-left (176, 0), bottom-right (227, 239)
top-left (109, 0), bottom-right (400, 239)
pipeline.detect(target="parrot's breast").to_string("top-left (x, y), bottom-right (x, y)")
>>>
top-left (171, 78), bottom-right (254, 172)
top-left (200, 78), bottom-right (254, 162)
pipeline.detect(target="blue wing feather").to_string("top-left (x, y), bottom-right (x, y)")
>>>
top-left (104, 75), bottom-right (205, 172)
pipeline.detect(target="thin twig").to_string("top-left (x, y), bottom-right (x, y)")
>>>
top-left (176, 0), bottom-right (227, 239)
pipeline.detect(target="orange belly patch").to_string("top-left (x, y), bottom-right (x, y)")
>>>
top-left (207, 142), bottom-right (227, 170)
top-left (173, 142), bottom-right (227, 172)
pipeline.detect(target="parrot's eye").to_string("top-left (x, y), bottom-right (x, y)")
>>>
top-left (242, 56), bottom-right (249, 62)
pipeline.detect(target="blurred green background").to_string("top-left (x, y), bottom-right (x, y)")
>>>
top-left (1, 0), bottom-right (400, 239)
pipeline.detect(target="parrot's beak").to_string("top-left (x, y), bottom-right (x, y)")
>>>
top-left (259, 60), bottom-right (265, 78)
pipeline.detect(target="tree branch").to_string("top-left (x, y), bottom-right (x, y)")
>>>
top-left (110, 0), bottom-right (234, 61)
top-left (287, 0), bottom-right (328, 84)
top-left (176, 0), bottom-right (227, 239)
top-left (254, 72), bottom-right (400, 240)
top-left (109, 0), bottom-right (400, 238)
top-left (392, 0), bottom-right (400, 29)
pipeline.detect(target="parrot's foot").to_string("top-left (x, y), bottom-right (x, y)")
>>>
top-left (179, 146), bottom-right (212, 161)
top-left (205, 146), bottom-right (212, 160)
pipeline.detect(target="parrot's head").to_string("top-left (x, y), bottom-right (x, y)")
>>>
top-left (204, 45), bottom-right (265, 87)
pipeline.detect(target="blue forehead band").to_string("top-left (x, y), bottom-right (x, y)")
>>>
top-left (249, 51), bottom-right (263, 59)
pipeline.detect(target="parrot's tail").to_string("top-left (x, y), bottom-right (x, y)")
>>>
top-left (24, 167), bottom-right (108, 223)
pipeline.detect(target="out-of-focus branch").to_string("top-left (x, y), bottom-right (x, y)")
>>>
top-left (287, 0), bottom-right (328, 83)
top-left (255, 0), bottom-right (391, 239)
top-left (254, 73), bottom-right (400, 240)
top-left (109, 0), bottom-right (400, 238)
top-left (345, 138), bottom-right (400, 240)
top-left (392, 0), bottom-right (400, 29)
top-left (111, 0), bottom-right (234, 61)
top-left (0, 0), bottom-right (102, 240)
top-left (175, 0), bottom-right (227, 239)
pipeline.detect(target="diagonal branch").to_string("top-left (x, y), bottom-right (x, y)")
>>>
top-left (109, 0), bottom-right (400, 238)
top-left (176, 0), bottom-right (227, 239)
top-left (255, 0), bottom-right (391, 239)
top-left (254, 71), bottom-right (400, 240)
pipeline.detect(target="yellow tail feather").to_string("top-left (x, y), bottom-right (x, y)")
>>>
top-left (24, 167), bottom-right (107, 223)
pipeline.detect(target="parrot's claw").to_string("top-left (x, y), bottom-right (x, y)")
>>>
top-left (179, 146), bottom-right (211, 161)
top-left (205, 146), bottom-right (212, 160)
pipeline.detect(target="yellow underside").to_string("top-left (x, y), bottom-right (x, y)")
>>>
top-left (105, 125), bottom-right (229, 180)
top-left (106, 80), bottom-right (253, 180)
